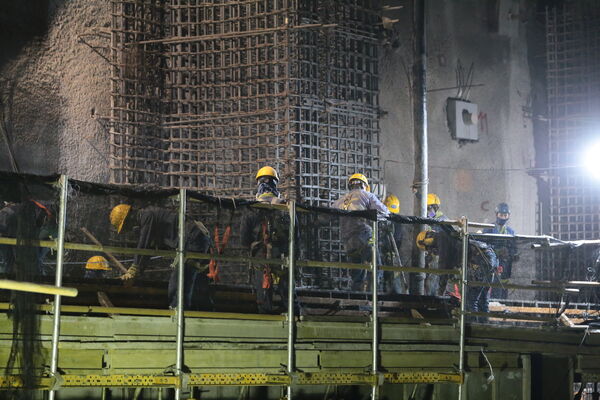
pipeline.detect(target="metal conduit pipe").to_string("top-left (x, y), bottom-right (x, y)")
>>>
top-left (175, 188), bottom-right (187, 400)
top-left (0, 280), bottom-right (77, 297)
top-left (48, 175), bottom-right (69, 400)
top-left (458, 217), bottom-right (469, 399)
top-left (287, 200), bottom-right (296, 400)
top-left (371, 220), bottom-right (379, 400)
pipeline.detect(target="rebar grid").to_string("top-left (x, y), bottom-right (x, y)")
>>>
top-left (110, 0), bottom-right (382, 289)
top-left (541, 4), bottom-right (600, 300)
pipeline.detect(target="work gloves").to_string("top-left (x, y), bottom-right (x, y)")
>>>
top-left (120, 265), bottom-right (138, 280)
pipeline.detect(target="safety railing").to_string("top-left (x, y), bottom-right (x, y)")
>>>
top-left (0, 173), bottom-right (595, 399)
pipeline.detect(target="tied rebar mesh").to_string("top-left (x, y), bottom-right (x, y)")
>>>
top-left (541, 4), bottom-right (600, 300)
top-left (110, 0), bottom-right (382, 289)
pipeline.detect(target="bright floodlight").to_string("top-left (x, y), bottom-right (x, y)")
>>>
top-left (583, 141), bottom-right (600, 179)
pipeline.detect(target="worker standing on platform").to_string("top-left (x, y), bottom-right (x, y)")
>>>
top-left (332, 173), bottom-right (388, 291)
top-left (109, 204), bottom-right (212, 310)
top-left (381, 194), bottom-right (408, 294)
top-left (483, 202), bottom-right (517, 299)
top-left (416, 230), bottom-right (498, 313)
top-left (424, 193), bottom-right (451, 295)
top-left (0, 200), bottom-right (56, 275)
top-left (241, 166), bottom-right (293, 314)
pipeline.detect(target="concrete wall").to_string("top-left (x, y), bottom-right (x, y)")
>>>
top-left (380, 0), bottom-right (539, 235)
top-left (0, 0), bottom-right (111, 183)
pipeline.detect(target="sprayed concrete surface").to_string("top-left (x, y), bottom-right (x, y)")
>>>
top-left (380, 0), bottom-right (539, 236)
top-left (0, 1), bottom-right (111, 183)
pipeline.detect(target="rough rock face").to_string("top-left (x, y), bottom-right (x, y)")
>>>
top-left (0, 0), bottom-right (110, 182)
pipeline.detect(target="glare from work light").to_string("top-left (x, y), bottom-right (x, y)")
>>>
top-left (583, 140), bottom-right (600, 179)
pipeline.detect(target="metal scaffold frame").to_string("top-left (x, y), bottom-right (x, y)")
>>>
top-left (0, 173), bottom-right (590, 396)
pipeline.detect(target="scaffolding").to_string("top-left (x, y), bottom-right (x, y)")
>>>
top-left (541, 4), bottom-right (600, 298)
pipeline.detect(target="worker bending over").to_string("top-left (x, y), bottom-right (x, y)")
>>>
top-left (333, 173), bottom-right (388, 291)
top-left (380, 194), bottom-right (408, 294)
top-left (109, 204), bottom-right (212, 310)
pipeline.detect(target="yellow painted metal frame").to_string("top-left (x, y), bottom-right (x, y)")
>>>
top-left (0, 372), bottom-right (463, 389)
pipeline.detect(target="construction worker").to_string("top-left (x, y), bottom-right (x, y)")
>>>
top-left (84, 255), bottom-right (111, 279)
top-left (416, 230), bottom-right (498, 313)
top-left (109, 203), bottom-right (212, 310)
top-left (241, 166), bottom-right (293, 314)
top-left (380, 194), bottom-right (408, 294)
top-left (332, 173), bottom-right (388, 291)
top-left (483, 202), bottom-right (517, 299)
top-left (424, 193), bottom-right (450, 295)
top-left (426, 193), bottom-right (449, 231)
top-left (0, 200), bottom-right (56, 275)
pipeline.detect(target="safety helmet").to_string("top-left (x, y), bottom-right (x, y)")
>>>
top-left (256, 166), bottom-right (279, 182)
top-left (427, 193), bottom-right (441, 206)
top-left (495, 202), bottom-right (510, 214)
top-left (110, 204), bottom-right (131, 234)
top-left (348, 173), bottom-right (370, 191)
top-left (384, 194), bottom-right (400, 214)
top-left (85, 255), bottom-right (110, 271)
top-left (416, 230), bottom-right (436, 251)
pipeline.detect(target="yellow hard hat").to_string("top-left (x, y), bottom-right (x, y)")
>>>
top-left (416, 230), bottom-right (436, 251)
top-left (256, 166), bottom-right (279, 182)
top-left (384, 194), bottom-right (400, 214)
top-left (110, 204), bottom-right (131, 234)
top-left (427, 193), bottom-right (441, 206)
top-left (348, 173), bottom-right (370, 191)
top-left (85, 255), bottom-right (110, 271)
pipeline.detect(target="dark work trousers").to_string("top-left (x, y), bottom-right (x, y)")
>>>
top-left (466, 285), bottom-right (490, 313)
top-left (346, 230), bottom-right (382, 292)
top-left (254, 246), bottom-right (288, 314)
top-left (168, 263), bottom-right (211, 310)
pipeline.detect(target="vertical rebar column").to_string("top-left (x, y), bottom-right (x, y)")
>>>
top-left (411, 0), bottom-right (428, 295)
top-left (175, 188), bottom-right (187, 400)
top-left (48, 175), bottom-right (69, 400)
top-left (371, 218), bottom-right (379, 400)
top-left (458, 217), bottom-right (468, 399)
top-left (286, 200), bottom-right (296, 400)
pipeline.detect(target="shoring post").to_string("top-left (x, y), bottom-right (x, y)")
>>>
top-left (458, 216), bottom-right (469, 399)
top-left (371, 219), bottom-right (380, 400)
top-left (48, 175), bottom-right (69, 399)
top-left (286, 200), bottom-right (296, 400)
top-left (175, 188), bottom-right (187, 400)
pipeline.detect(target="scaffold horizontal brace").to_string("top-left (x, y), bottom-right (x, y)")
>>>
top-left (0, 372), bottom-right (463, 389)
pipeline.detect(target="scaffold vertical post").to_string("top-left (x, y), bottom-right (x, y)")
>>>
top-left (371, 218), bottom-right (379, 400)
top-left (48, 175), bottom-right (69, 400)
top-left (175, 188), bottom-right (187, 400)
top-left (458, 216), bottom-right (469, 399)
top-left (287, 200), bottom-right (296, 400)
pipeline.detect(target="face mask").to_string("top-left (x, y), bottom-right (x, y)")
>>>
top-left (257, 181), bottom-right (279, 198)
top-left (496, 217), bottom-right (509, 226)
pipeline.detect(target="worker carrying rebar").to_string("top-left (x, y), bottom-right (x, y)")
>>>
top-left (109, 204), bottom-right (212, 310)
top-left (482, 202), bottom-right (518, 299)
top-left (0, 200), bottom-right (56, 275)
top-left (416, 229), bottom-right (499, 313)
top-left (424, 193), bottom-right (451, 295)
top-left (241, 166), bottom-right (294, 314)
top-left (380, 194), bottom-right (409, 294)
top-left (332, 173), bottom-right (389, 292)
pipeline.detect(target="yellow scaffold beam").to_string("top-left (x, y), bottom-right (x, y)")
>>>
top-left (0, 372), bottom-right (463, 389)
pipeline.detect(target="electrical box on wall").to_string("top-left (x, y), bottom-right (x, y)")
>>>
top-left (447, 99), bottom-right (479, 141)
